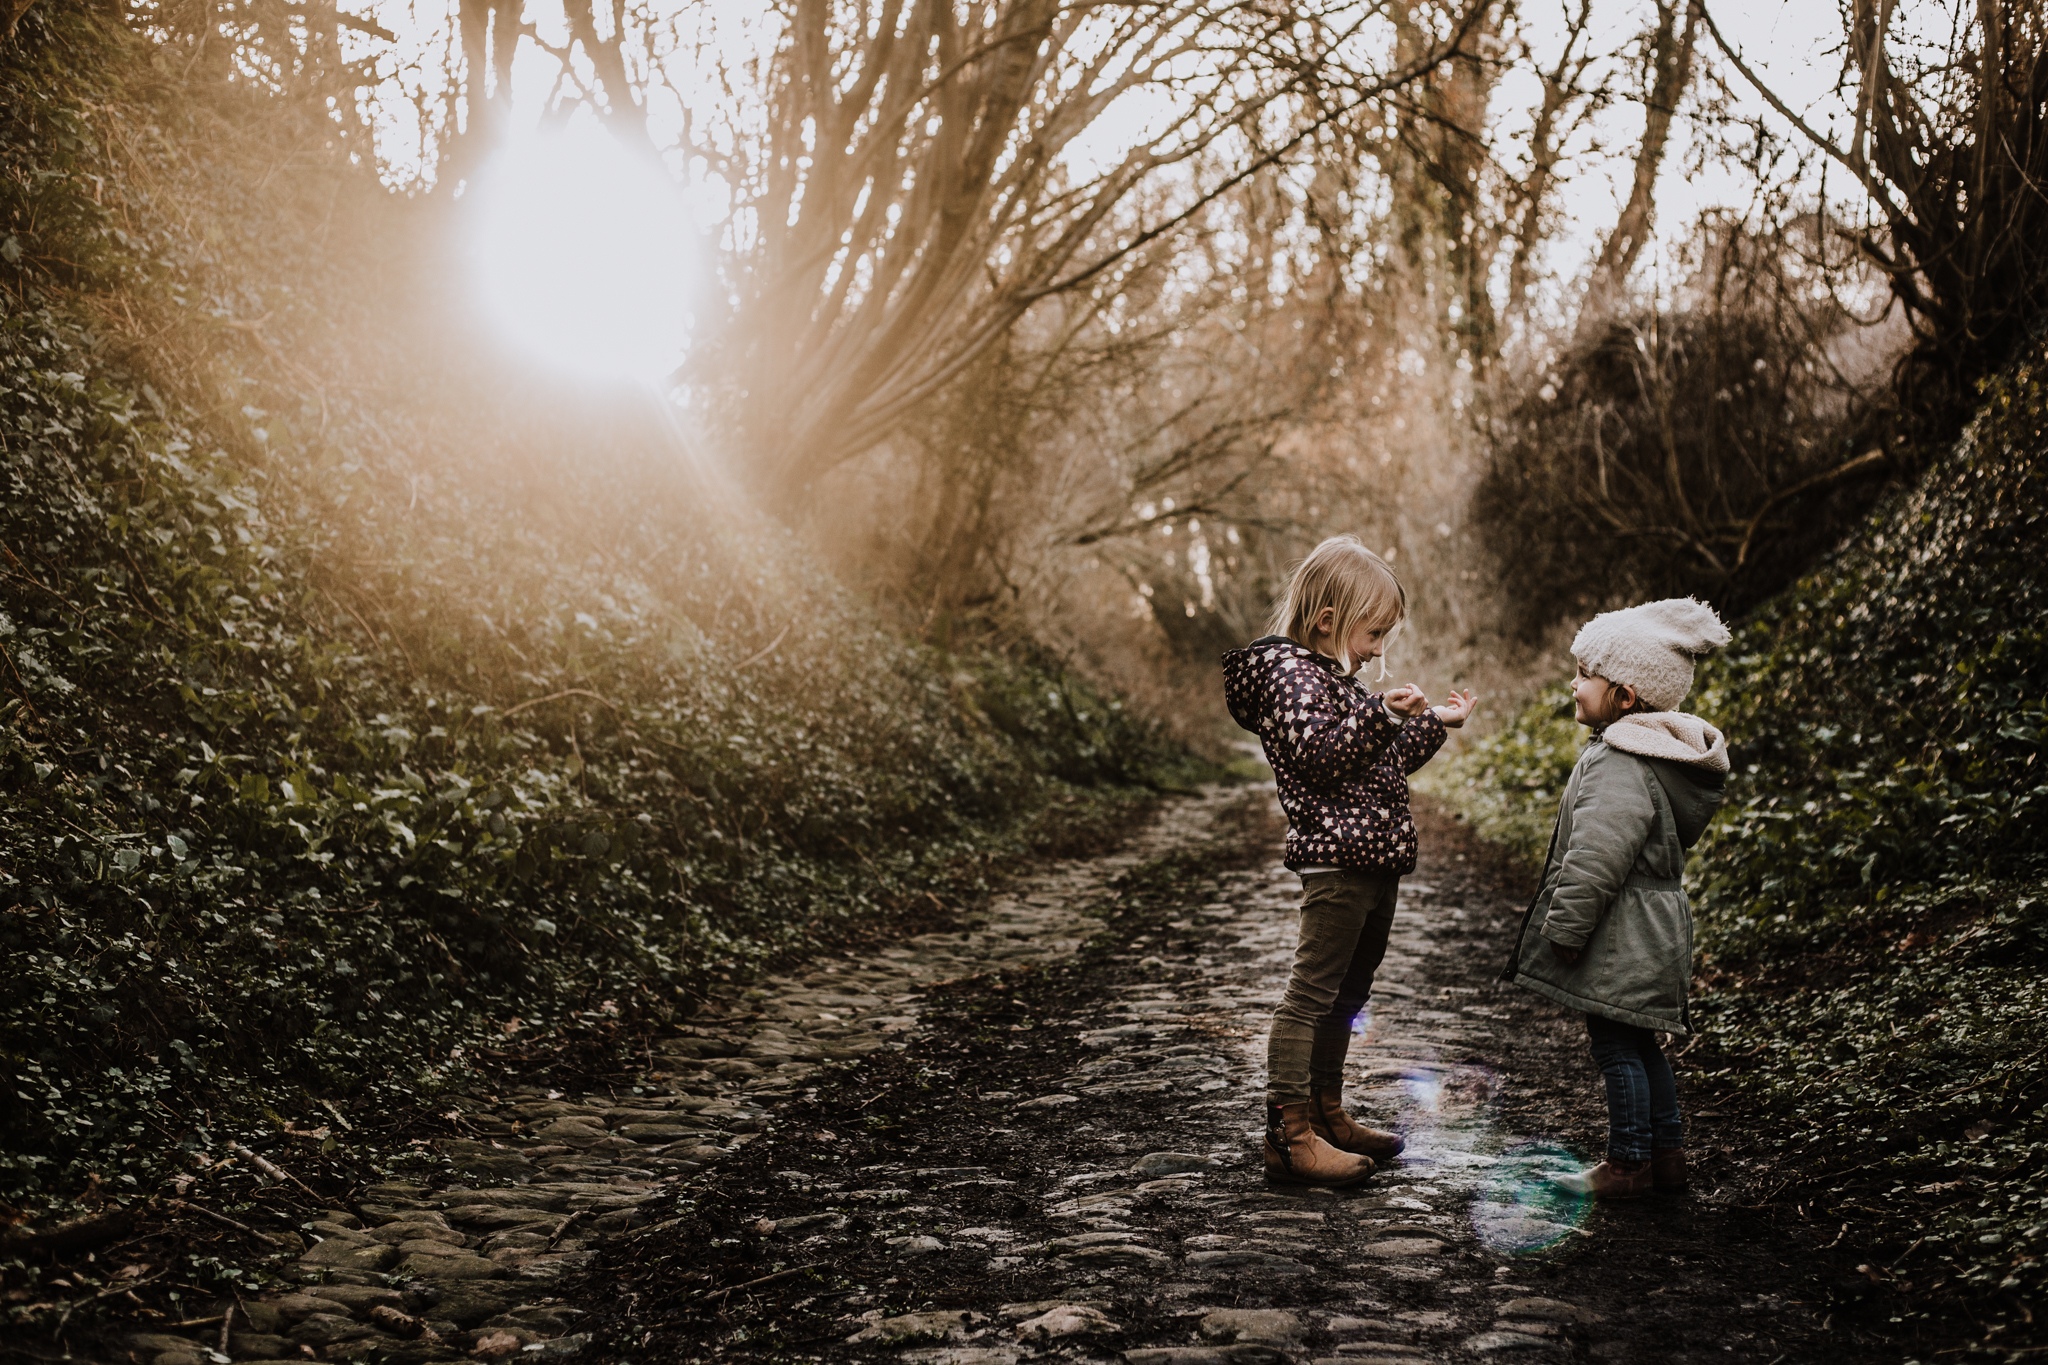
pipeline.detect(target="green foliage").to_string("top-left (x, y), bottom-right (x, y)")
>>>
top-left (1680, 338), bottom-right (2048, 1334)
top-left (1438, 336), bottom-right (2048, 1335)
top-left (1416, 685), bottom-right (1583, 867)
top-left (0, 7), bottom-right (1196, 1210)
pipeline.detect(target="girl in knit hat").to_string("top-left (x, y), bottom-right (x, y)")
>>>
top-left (1503, 598), bottom-right (1732, 1198)
top-left (1223, 536), bottom-right (1477, 1186)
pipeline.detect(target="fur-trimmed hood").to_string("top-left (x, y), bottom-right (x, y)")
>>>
top-left (1601, 713), bottom-right (1729, 851)
top-left (1602, 712), bottom-right (1730, 773)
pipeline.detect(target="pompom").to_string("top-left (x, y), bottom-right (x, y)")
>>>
top-left (1638, 597), bottom-right (1731, 657)
top-left (1571, 597), bottom-right (1730, 711)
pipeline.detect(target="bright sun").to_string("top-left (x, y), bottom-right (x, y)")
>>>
top-left (470, 120), bottom-right (699, 382)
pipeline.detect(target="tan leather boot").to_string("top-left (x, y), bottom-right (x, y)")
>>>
top-left (1553, 1158), bottom-right (1652, 1200)
top-left (1308, 1086), bottom-right (1406, 1162)
top-left (1652, 1147), bottom-right (1686, 1191)
top-left (1264, 1102), bottom-right (1376, 1187)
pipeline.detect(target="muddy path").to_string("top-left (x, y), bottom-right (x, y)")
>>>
top-left (564, 790), bottom-right (1875, 1364)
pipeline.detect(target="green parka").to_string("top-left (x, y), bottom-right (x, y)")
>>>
top-left (1503, 712), bottom-right (1730, 1034)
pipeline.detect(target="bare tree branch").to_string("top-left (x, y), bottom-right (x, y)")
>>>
top-left (1580, 0), bottom-right (1704, 328)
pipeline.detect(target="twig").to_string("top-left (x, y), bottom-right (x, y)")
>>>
top-left (0, 637), bottom-right (39, 719)
top-left (690, 1262), bottom-right (819, 1301)
top-left (544, 1210), bottom-right (589, 1250)
top-left (0, 545), bottom-right (77, 612)
top-left (318, 586), bottom-right (386, 656)
top-left (119, 546), bottom-right (177, 629)
top-left (500, 688), bottom-right (619, 718)
top-left (230, 1144), bottom-right (325, 1203)
top-left (1697, 4), bottom-right (1902, 215)
top-left (1733, 449), bottom-right (1890, 571)
top-left (1931, 1042), bottom-right (2048, 1098)
top-left (164, 1198), bottom-right (286, 1249)
top-left (92, 1270), bottom-right (166, 1301)
top-left (735, 622), bottom-right (792, 671)
top-left (52, 1269), bottom-right (171, 1333)
top-left (1, 1207), bottom-right (137, 1254)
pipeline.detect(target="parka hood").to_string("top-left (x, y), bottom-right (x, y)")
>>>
top-left (1602, 712), bottom-right (1729, 851)
top-left (1221, 635), bottom-right (1329, 732)
top-left (1602, 711), bottom-right (1729, 773)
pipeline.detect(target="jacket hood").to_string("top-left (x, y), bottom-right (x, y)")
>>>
top-left (1221, 635), bottom-right (1327, 731)
top-left (1603, 712), bottom-right (1728, 850)
top-left (1602, 711), bottom-right (1729, 773)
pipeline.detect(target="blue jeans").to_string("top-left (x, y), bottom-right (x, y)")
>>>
top-left (1585, 1013), bottom-right (1682, 1162)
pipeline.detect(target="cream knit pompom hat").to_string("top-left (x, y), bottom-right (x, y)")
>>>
top-left (1570, 597), bottom-right (1731, 712)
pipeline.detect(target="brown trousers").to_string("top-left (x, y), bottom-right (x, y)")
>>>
top-left (1266, 869), bottom-right (1400, 1105)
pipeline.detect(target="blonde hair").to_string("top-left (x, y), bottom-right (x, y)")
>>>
top-left (1268, 535), bottom-right (1407, 677)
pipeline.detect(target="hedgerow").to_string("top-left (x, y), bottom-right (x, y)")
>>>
top-left (0, 6), bottom-right (1196, 1212)
top-left (1432, 334), bottom-right (2048, 1344)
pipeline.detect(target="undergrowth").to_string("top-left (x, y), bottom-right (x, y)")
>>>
top-left (1431, 336), bottom-right (2048, 1352)
top-left (0, 6), bottom-right (1203, 1219)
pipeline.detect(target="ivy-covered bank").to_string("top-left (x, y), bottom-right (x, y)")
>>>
top-left (0, 11), bottom-right (1196, 1212)
top-left (1430, 341), bottom-right (2048, 1348)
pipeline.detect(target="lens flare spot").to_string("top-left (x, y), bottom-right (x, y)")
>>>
top-left (1401, 1068), bottom-right (1444, 1114)
top-left (470, 119), bottom-right (700, 381)
top-left (1396, 1063), bottom-right (1496, 1120)
top-left (1470, 1141), bottom-right (1592, 1254)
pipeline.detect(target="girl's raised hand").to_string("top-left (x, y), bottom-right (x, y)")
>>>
top-left (1382, 684), bottom-right (1430, 718)
top-left (1431, 689), bottom-right (1478, 728)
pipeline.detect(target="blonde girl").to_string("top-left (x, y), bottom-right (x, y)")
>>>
top-left (1221, 536), bottom-right (1476, 1184)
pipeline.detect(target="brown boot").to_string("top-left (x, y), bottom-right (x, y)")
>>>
top-left (1652, 1147), bottom-right (1686, 1191)
top-left (1308, 1086), bottom-right (1406, 1161)
top-left (1264, 1102), bottom-right (1376, 1187)
top-left (1554, 1158), bottom-right (1652, 1200)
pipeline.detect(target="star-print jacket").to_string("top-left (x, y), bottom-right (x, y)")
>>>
top-left (1221, 635), bottom-right (1447, 874)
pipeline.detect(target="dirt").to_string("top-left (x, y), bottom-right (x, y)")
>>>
top-left (565, 790), bottom-right (1901, 1364)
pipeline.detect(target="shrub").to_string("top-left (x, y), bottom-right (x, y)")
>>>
top-left (1473, 218), bottom-right (1893, 637)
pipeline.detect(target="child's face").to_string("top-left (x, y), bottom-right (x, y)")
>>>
top-left (1344, 618), bottom-right (1392, 666)
top-left (1571, 662), bottom-right (1637, 726)
top-left (1309, 608), bottom-right (1393, 670)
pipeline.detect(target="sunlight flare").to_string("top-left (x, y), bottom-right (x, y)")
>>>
top-left (469, 120), bottom-right (699, 381)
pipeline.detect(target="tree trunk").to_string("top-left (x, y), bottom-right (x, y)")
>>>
top-left (1578, 0), bottom-right (1701, 332)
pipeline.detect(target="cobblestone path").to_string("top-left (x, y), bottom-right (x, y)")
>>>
top-left (576, 789), bottom-right (1837, 1363)
top-left (121, 786), bottom-right (1842, 1365)
top-left (116, 792), bottom-right (1243, 1365)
